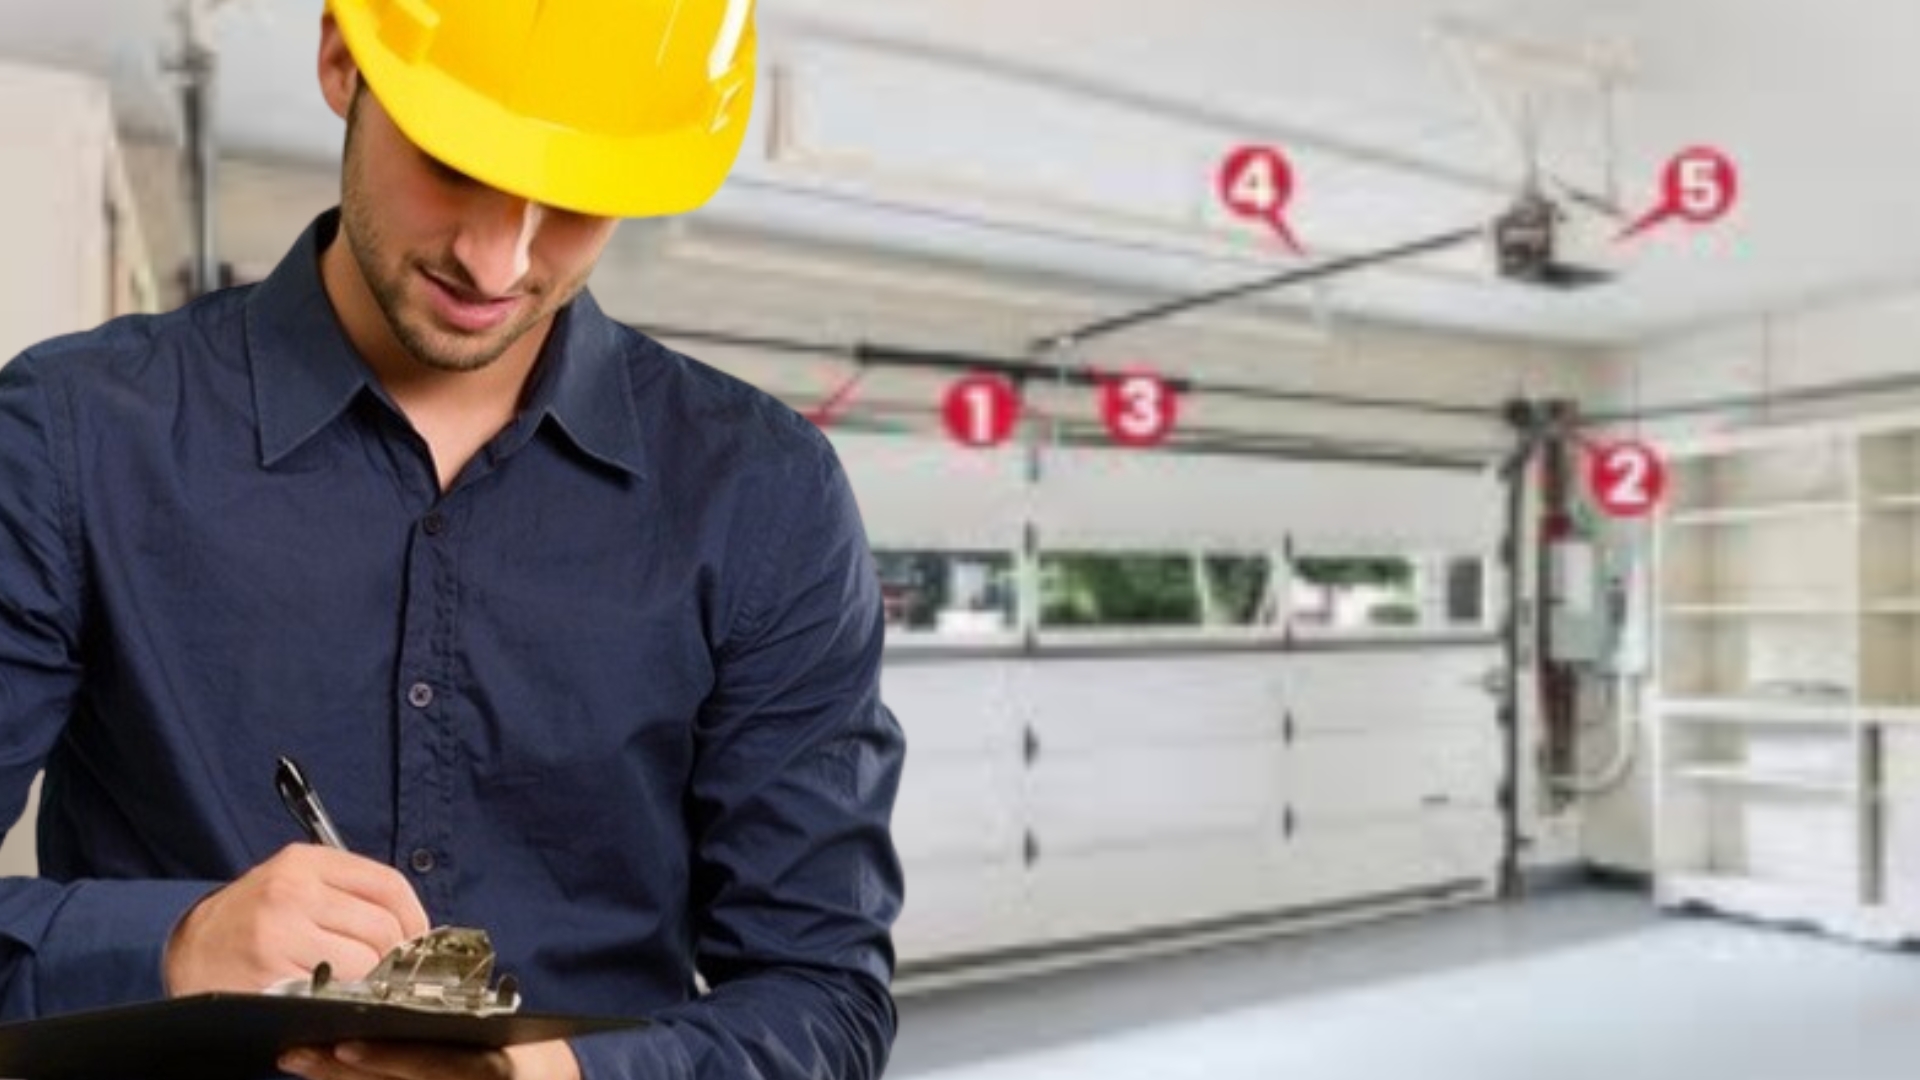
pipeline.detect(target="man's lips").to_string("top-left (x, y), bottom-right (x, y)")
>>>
top-left (420, 269), bottom-right (523, 333)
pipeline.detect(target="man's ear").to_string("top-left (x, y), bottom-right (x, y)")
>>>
top-left (317, 11), bottom-right (360, 120)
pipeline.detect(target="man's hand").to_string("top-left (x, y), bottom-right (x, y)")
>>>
top-left (279, 1039), bottom-right (582, 1080)
top-left (165, 843), bottom-right (431, 996)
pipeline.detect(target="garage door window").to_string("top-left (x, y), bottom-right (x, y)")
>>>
top-left (1203, 554), bottom-right (1278, 627)
top-left (1289, 553), bottom-right (1491, 635)
top-left (1039, 553), bottom-right (1202, 628)
top-left (1037, 552), bottom-right (1280, 631)
top-left (875, 550), bottom-right (1018, 636)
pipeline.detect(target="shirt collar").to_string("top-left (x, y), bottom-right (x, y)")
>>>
top-left (512, 288), bottom-right (648, 482)
top-left (245, 210), bottom-right (372, 468)
top-left (245, 209), bottom-right (647, 481)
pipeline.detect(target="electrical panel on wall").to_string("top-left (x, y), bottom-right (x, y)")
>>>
top-left (1546, 535), bottom-right (1647, 675)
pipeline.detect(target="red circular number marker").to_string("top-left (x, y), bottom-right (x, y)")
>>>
top-left (1099, 370), bottom-right (1180, 448)
top-left (1217, 145), bottom-right (1304, 254)
top-left (942, 373), bottom-right (1021, 448)
top-left (1587, 441), bottom-right (1668, 518)
top-left (1618, 146), bottom-right (1739, 242)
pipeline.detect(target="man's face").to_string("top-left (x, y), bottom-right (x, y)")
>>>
top-left (335, 84), bottom-right (620, 374)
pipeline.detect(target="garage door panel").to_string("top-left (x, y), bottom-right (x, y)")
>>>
top-left (883, 662), bottom-right (1023, 757)
top-left (1287, 726), bottom-right (1501, 820)
top-left (894, 857), bottom-right (1028, 964)
top-left (832, 433), bottom-right (1025, 551)
top-left (1019, 658), bottom-right (1283, 751)
top-left (1033, 448), bottom-right (1499, 552)
top-left (1030, 743), bottom-right (1280, 852)
top-left (1282, 809), bottom-right (1503, 906)
top-left (1026, 833), bottom-right (1277, 947)
top-left (893, 755), bottom-right (1022, 864)
top-left (1286, 651), bottom-right (1499, 732)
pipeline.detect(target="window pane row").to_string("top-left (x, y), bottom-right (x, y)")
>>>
top-left (877, 550), bottom-right (1490, 636)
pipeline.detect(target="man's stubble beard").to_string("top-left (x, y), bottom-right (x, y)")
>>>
top-left (338, 101), bottom-right (585, 375)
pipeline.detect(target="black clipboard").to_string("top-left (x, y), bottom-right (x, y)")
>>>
top-left (0, 993), bottom-right (646, 1080)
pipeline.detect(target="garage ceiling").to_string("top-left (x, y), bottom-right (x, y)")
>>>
top-left (0, 0), bottom-right (1909, 347)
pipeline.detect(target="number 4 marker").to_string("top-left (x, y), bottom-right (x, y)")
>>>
top-left (1218, 145), bottom-right (1305, 254)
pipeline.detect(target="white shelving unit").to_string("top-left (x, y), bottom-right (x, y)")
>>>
top-left (1652, 418), bottom-right (1920, 945)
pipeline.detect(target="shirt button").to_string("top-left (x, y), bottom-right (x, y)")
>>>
top-left (422, 512), bottom-right (447, 536)
top-left (409, 849), bottom-right (436, 874)
top-left (407, 682), bottom-right (434, 709)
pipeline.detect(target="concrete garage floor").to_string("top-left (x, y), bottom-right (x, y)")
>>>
top-left (891, 888), bottom-right (1920, 1080)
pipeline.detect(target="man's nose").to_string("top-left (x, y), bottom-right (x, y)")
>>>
top-left (451, 192), bottom-right (542, 298)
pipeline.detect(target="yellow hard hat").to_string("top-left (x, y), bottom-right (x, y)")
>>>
top-left (326, 0), bottom-right (756, 218)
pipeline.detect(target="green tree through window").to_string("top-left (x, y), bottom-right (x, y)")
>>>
top-left (1041, 554), bottom-right (1200, 627)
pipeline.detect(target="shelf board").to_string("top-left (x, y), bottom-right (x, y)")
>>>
top-left (1869, 493), bottom-right (1920, 511)
top-left (1664, 602), bottom-right (1855, 619)
top-left (1661, 872), bottom-right (1854, 913)
top-left (1866, 599), bottom-right (1920, 615)
top-left (1673, 765), bottom-right (1855, 796)
top-left (1860, 705), bottom-right (1920, 726)
top-left (1658, 697), bottom-right (1854, 725)
top-left (1667, 501), bottom-right (1853, 527)
top-left (1660, 874), bottom-right (1915, 944)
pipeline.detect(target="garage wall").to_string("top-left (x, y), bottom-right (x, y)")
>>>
top-left (0, 64), bottom-right (114, 363)
top-left (1585, 282), bottom-right (1920, 872)
top-left (1605, 285), bottom-right (1920, 436)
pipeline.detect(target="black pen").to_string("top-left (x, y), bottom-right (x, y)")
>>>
top-left (275, 756), bottom-right (348, 850)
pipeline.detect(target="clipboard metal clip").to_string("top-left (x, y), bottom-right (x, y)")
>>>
top-left (271, 927), bottom-right (523, 1017)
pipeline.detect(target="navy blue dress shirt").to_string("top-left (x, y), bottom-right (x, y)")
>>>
top-left (0, 211), bottom-right (905, 1080)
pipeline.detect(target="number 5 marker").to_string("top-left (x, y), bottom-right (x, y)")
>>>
top-left (1618, 147), bottom-right (1739, 242)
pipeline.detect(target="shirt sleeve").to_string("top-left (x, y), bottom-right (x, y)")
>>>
top-left (571, 425), bottom-right (906, 1080)
top-left (0, 354), bottom-right (221, 1018)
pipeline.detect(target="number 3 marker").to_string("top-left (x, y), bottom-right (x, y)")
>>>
top-left (1100, 370), bottom-right (1179, 448)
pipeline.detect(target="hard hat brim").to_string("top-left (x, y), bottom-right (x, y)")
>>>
top-left (331, 1), bottom-right (754, 219)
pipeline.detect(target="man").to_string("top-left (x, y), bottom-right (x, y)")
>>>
top-left (0, 3), bottom-right (905, 1080)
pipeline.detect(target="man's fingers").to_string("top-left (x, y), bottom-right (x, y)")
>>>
top-left (280, 1043), bottom-right (513, 1080)
top-left (280, 1046), bottom-right (401, 1080)
top-left (168, 847), bottom-right (434, 998)
top-left (309, 895), bottom-right (411, 961)
top-left (343, 1042), bottom-right (513, 1080)
top-left (284, 846), bottom-right (433, 939)
top-left (280, 1047), bottom-right (386, 1080)
top-left (248, 923), bottom-right (386, 986)
top-left (297, 930), bottom-right (388, 984)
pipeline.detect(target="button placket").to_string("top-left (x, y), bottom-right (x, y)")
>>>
top-left (394, 491), bottom-right (462, 917)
